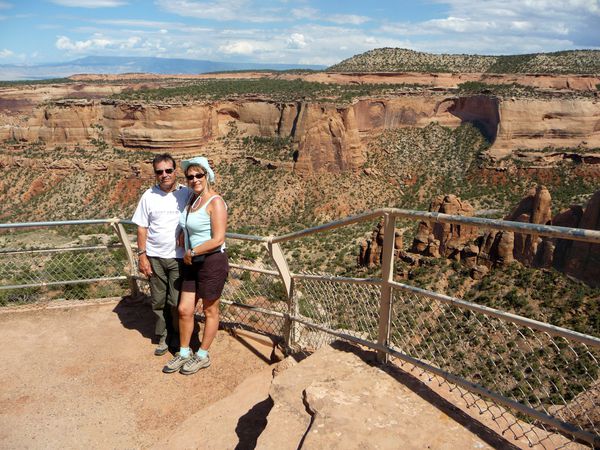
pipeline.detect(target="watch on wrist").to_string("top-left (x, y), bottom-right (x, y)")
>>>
top-left (190, 249), bottom-right (196, 256)
top-left (137, 249), bottom-right (146, 256)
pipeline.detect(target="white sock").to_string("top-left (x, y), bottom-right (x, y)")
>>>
top-left (180, 347), bottom-right (191, 357)
top-left (197, 349), bottom-right (208, 359)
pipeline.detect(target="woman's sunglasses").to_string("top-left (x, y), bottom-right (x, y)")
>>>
top-left (186, 173), bottom-right (206, 181)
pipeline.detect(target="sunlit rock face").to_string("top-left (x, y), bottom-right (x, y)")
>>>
top-left (2, 77), bottom-right (600, 175)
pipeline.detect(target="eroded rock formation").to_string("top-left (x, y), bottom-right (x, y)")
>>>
top-left (407, 187), bottom-right (600, 286)
top-left (358, 219), bottom-right (403, 267)
top-left (551, 191), bottom-right (600, 285)
top-left (411, 194), bottom-right (478, 259)
top-left (505, 185), bottom-right (553, 265)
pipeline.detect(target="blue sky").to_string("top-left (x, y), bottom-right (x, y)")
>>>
top-left (0, 0), bottom-right (599, 66)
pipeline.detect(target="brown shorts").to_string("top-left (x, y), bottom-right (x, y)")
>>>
top-left (182, 251), bottom-right (229, 301)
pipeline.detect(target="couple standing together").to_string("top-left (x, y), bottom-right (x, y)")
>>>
top-left (132, 153), bottom-right (229, 376)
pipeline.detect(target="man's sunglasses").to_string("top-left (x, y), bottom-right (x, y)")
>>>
top-left (186, 173), bottom-right (206, 181)
top-left (154, 168), bottom-right (174, 175)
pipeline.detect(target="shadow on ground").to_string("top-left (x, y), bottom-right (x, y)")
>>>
top-left (112, 296), bottom-right (199, 351)
top-left (234, 397), bottom-right (274, 450)
top-left (113, 296), bottom-right (155, 341)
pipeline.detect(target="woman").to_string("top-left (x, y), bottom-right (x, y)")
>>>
top-left (163, 156), bottom-right (229, 375)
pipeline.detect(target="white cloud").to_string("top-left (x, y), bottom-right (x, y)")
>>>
top-left (291, 7), bottom-right (318, 19)
top-left (56, 35), bottom-right (113, 51)
top-left (219, 41), bottom-right (257, 55)
top-left (50, 0), bottom-right (126, 7)
top-left (0, 48), bottom-right (14, 57)
top-left (381, 0), bottom-right (600, 53)
top-left (121, 36), bottom-right (141, 48)
top-left (155, 0), bottom-right (282, 22)
top-left (286, 33), bottom-right (307, 49)
top-left (94, 19), bottom-right (180, 28)
top-left (327, 14), bottom-right (370, 25)
top-left (0, 1), bottom-right (12, 9)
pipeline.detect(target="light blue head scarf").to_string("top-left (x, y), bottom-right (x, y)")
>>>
top-left (181, 156), bottom-right (215, 183)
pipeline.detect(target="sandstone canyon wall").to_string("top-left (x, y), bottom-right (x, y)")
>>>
top-left (1, 90), bottom-right (599, 172)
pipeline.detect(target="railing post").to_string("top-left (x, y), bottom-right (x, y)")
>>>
top-left (377, 213), bottom-right (396, 363)
top-left (267, 241), bottom-right (295, 351)
top-left (110, 219), bottom-right (140, 298)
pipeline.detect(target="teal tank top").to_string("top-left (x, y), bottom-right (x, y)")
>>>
top-left (180, 195), bottom-right (226, 251)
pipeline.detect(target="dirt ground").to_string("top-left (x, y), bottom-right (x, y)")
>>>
top-left (0, 299), bottom-right (270, 449)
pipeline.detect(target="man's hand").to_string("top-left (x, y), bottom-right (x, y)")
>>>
top-left (138, 254), bottom-right (153, 277)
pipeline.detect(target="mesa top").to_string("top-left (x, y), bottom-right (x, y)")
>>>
top-left (132, 185), bottom-right (191, 258)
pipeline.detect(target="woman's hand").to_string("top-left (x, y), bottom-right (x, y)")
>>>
top-left (177, 231), bottom-right (185, 248)
top-left (183, 249), bottom-right (193, 265)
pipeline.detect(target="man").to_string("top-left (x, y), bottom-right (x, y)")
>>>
top-left (132, 153), bottom-right (190, 356)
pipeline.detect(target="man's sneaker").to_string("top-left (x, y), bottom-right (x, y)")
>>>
top-left (180, 353), bottom-right (211, 375)
top-left (154, 337), bottom-right (169, 356)
top-left (162, 353), bottom-right (192, 373)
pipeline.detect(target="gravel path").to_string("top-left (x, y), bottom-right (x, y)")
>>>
top-left (0, 300), bottom-right (269, 449)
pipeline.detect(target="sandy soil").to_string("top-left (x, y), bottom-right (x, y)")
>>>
top-left (0, 300), bottom-right (270, 449)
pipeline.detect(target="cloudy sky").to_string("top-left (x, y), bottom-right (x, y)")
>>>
top-left (0, 0), bottom-right (599, 66)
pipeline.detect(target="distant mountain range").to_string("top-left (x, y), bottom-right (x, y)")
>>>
top-left (0, 56), bottom-right (326, 81)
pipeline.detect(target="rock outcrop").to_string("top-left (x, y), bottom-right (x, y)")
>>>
top-left (505, 185), bottom-right (553, 265)
top-left (407, 187), bottom-right (600, 286)
top-left (257, 342), bottom-right (494, 449)
top-left (411, 195), bottom-right (478, 260)
top-left (491, 99), bottom-right (600, 159)
top-left (551, 191), bottom-right (600, 285)
top-left (293, 103), bottom-right (364, 173)
top-left (358, 219), bottom-right (403, 267)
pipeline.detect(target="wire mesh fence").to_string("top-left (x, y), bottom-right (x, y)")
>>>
top-left (0, 245), bottom-right (130, 308)
top-left (220, 262), bottom-right (287, 337)
top-left (389, 285), bottom-right (599, 448)
top-left (291, 275), bottom-right (381, 350)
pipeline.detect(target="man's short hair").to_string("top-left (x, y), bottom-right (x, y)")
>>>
top-left (152, 153), bottom-right (176, 169)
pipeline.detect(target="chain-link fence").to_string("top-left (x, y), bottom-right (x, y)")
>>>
top-left (388, 284), bottom-right (598, 448)
top-left (1, 212), bottom-right (599, 448)
top-left (0, 222), bottom-right (131, 309)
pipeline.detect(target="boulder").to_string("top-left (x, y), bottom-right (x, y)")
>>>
top-left (471, 264), bottom-right (490, 280)
top-left (461, 243), bottom-right (480, 269)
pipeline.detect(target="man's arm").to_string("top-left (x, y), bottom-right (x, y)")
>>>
top-left (137, 226), bottom-right (153, 278)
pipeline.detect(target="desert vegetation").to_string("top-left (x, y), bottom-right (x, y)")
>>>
top-left (112, 78), bottom-right (426, 103)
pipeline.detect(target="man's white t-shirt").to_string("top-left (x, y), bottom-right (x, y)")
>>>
top-left (132, 185), bottom-right (191, 259)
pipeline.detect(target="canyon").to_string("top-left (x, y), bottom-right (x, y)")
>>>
top-left (1, 73), bottom-right (599, 175)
